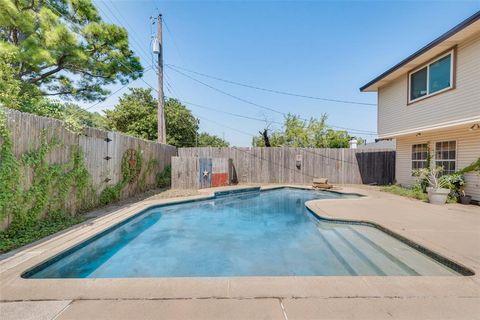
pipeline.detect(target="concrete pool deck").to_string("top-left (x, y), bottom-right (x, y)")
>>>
top-left (1, 185), bottom-right (479, 319)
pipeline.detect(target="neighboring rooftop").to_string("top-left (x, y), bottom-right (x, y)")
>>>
top-left (360, 11), bottom-right (480, 92)
top-left (357, 140), bottom-right (396, 150)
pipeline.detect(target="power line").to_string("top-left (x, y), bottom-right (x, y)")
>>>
top-left (172, 97), bottom-right (377, 136)
top-left (162, 17), bottom-right (187, 66)
top-left (26, 19), bottom-right (362, 165)
top-left (96, 1), bottom-right (152, 64)
top-left (167, 66), bottom-right (287, 116)
top-left (164, 73), bottom-right (181, 97)
top-left (44, 3), bottom-right (376, 140)
top-left (164, 67), bottom-right (377, 135)
top-left (83, 66), bottom-right (153, 112)
top-left (37, 2), bottom-right (154, 120)
top-left (166, 64), bottom-right (376, 107)
top-left (88, 3), bottom-right (376, 135)
top-left (178, 98), bottom-right (280, 125)
top-left (194, 115), bottom-right (359, 165)
top-left (196, 115), bottom-right (254, 137)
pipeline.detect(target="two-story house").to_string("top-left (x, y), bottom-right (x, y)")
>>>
top-left (360, 11), bottom-right (480, 202)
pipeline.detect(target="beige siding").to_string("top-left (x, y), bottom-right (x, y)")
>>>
top-left (377, 34), bottom-right (480, 137)
top-left (396, 126), bottom-right (480, 201)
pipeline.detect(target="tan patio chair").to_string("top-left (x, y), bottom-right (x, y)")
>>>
top-left (312, 178), bottom-right (333, 189)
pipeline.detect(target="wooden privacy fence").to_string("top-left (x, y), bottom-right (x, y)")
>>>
top-left (1, 108), bottom-right (177, 222)
top-left (172, 157), bottom-right (232, 189)
top-left (176, 147), bottom-right (395, 187)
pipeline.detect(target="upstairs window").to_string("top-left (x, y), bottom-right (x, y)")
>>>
top-left (408, 50), bottom-right (454, 103)
top-left (412, 143), bottom-right (429, 171)
top-left (435, 141), bottom-right (456, 174)
top-left (410, 67), bottom-right (428, 101)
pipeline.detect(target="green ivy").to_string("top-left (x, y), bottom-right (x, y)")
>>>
top-left (156, 164), bottom-right (171, 188)
top-left (0, 110), bottom-right (94, 249)
top-left (0, 112), bottom-right (168, 252)
top-left (121, 149), bottom-right (143, 183)
top-left (98, 183), bottom-right (125, 206)
top-left (139, 159), bottom-right (158, 191)
top-left (99, 150), bottom-right (157, 205)
top-left (0, 111), bottom-right (21, 224)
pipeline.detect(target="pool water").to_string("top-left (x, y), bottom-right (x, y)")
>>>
top-left (25, 188), bottom-right (458, 278)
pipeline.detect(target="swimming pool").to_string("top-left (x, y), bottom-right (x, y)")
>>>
top-left (24, 188), bottom-right (460, 278)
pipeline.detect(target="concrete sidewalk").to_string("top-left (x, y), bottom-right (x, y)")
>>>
top-left (1, 185), bottom-right (479, 319)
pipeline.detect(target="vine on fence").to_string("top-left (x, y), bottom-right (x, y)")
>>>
top-left (0, 111), bottom-right (169, 251)
top-left (99, 149), bottom-right (158, 205)
top-left (0, 110), bottom-right (94, 237)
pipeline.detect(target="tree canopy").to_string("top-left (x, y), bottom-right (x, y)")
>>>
top-left (104, 88), bottom-right (229, 147)
top-left (0, 0), bottom-right (142, 103)
top-left (105, 88), bottom-right (158, 140)
top-left (197, 132), bottom-right (229, 147)
top-left (164, 98), bottom-right (199, 147)
top-left (252, 113), bottom-right (364, 148)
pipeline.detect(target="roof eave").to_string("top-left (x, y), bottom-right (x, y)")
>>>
top-left (359, 10), bottom-right (480, 93)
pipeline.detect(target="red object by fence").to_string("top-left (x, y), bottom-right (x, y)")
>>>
top-left (211, 173), bottom-right (229, 187)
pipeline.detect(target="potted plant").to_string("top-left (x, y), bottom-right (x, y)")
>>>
top-left (414, 167), bottom-right (451, 205)
top-left (441, 173), bottom-right (469, 204)
top-left (459, 190), bottom-right (472, 205)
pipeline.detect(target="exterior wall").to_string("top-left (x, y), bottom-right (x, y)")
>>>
top-left (396, 126), bottom-right (480, 201)
top-left (377, 34), bottom-right (480, 137)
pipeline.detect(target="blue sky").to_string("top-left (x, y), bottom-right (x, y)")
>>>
top-left (88, 0), bottom-right (480, 146)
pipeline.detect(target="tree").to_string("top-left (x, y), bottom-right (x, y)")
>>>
top-left (105, 88), bottom-right (157, 140)
top-left (197, 133), bottom-right (229, 147)
top-left (105, 89), bottom-right (200, 147)
top-left (62, 103), bottom-right (106, 129)
top-left (252, 113), bottom-right (357, 148)
top-left (0, 52), bottom-right (40, 109)
top-left (259, 129), bottom-right (271, 147)
top-left (164, 98), bottom-right (199, 147)
top-left (25, 99), bottom-right (107, 131)
top-left (321, 129), bottom-right (351, 148)
top-left (0, 0), bottom-right (142, 103)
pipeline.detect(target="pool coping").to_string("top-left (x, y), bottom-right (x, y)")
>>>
top-left (1, 184), bottom-right (479, 302)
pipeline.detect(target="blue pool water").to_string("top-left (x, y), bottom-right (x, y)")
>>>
top-left (25, 188), bottom-right (458, 278)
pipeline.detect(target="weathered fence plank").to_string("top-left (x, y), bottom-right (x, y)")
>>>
top-left (1, 108), bottom-right (177, 223)
top-left (177, 147), bottom-right (395, 187)
top-left (171, 157), bottom-right (199, 189)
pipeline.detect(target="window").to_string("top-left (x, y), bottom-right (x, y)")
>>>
top-left (408, 50), bottom-right (454, 103)
top-left (435, 141), bottom-right (456, 174)
top-left (429, 55), bottom-right (452, 94)
top-left (412, 143), bottom-right (429, 171)
top-left (410, 67), bottom-right (428, 100)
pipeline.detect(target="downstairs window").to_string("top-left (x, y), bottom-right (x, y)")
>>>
top-left (412, 143), bottom-right (429, 171)
top-left (435, 141), bottom-right (456, 174)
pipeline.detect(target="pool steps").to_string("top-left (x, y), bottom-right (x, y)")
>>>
top-left (317, 225), bottom-right (456, 276)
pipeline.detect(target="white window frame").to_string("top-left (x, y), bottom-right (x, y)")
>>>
top-left (411, 143), bottom-right (429, 173)
top-left (408, 49), bottom-right (455, 104)
top-left (433, 140), bottom-right (457, 174)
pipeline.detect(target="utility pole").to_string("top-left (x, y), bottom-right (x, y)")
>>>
top-left (154, 14), bottom-right (166, 144)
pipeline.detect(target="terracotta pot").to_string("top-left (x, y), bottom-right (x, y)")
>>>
top-left (426, 187), bottom-right (450, 205)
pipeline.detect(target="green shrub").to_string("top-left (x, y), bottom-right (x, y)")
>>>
top-left (381, 185), bottom-right (428, 202)
top-left (98, 184), bottom-right (124, 206)
top-left (457, 158), bottom-right (480, 174)
top-left (440, 173), bottom-right (464, 191)
top-left (0, 211), bottom-right (85, 253)
top-left (156, 165), bottom-right (171, 188)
